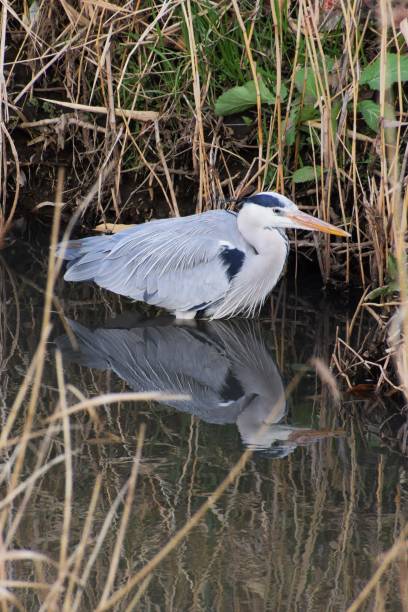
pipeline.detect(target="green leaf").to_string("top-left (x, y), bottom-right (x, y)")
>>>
top-left (299, 105), bottom-right (319, 122)
top-left (365, 285), bottom-right (390, 301)
top-left (358, 100), bottom-right (396, 132)
top-left (365, 282), bottom-right (399, 300)
top-left (360, 53), bottom-right (408, 90)
top-left (285, 126), bottom-right (296, 146)
top-left (358, 100), bottom-right (380, 131)
top-left (215, 77), bottom-right (275, 116)
top-left (285, 104), bottom-right (319, 146)
top-left (292, 165), bottom-right (322, 183)
top-left (295, 67), bottom-right (319, 101)
top-left (295, 57), bottom-right (336, 101)
top-left (285, 107), bottom-right (299, 146)
top-left (277, 81), bottom-right (288, 101)
top-left (387, 253), bottom-right (398, 281)
top-left (330, 99), bottom-right (342, 137)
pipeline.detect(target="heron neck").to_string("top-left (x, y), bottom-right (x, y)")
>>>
top-left (237, 208), bottom-right (286, 254)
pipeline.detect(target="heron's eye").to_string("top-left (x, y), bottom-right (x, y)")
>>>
top-left (272, 207), bottom-right (283, 215)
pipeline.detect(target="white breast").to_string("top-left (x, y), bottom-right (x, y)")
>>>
top-left (211, 229), bottom-right (288, 319)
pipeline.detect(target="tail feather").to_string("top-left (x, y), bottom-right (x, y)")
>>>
top-left (64, 260), bottom-right (106, 282)
top-left (57, 235), bottom-right (114, 281)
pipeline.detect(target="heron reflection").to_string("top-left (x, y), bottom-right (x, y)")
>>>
top-left (57, 316), bottom-right (332, 455)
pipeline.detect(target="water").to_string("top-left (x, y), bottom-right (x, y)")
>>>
top-left (1, 243), bottom-right (407, 611)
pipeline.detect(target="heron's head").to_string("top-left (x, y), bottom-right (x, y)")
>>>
top-left (239, 192), bottom-right (350, 237)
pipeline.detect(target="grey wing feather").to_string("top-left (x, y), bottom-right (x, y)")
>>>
top-left (58, 211), bottom-right (250, 311)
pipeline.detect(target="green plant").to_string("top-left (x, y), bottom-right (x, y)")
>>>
top-left (366, 254), bottom-right (401, 300)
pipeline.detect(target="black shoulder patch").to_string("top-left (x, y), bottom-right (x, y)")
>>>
top-left (220, 247), bottom-right (245, 281)
top-left (246, 193), bottom-right (284, 208)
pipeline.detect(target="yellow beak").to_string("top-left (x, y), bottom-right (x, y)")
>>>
top-left (286, 211), bottom-right (350, 237)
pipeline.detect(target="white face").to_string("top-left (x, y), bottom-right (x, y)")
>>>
top-left (241, 191), bottom-right (350, 237)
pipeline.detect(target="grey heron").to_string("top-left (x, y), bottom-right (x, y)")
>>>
top-left (57, 192), bottom-right (349, 319)
top-left (56, 316), bottom-right (321, 454)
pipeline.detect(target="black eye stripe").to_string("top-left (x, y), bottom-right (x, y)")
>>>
top-left (245, 194), bottom-right (285, 208)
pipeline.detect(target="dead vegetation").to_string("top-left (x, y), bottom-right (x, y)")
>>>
top-left (0, 0), bottom-right (407, 610)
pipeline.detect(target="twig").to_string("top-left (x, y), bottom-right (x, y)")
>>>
top-left (39, 98), bottom-right (159, 121)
